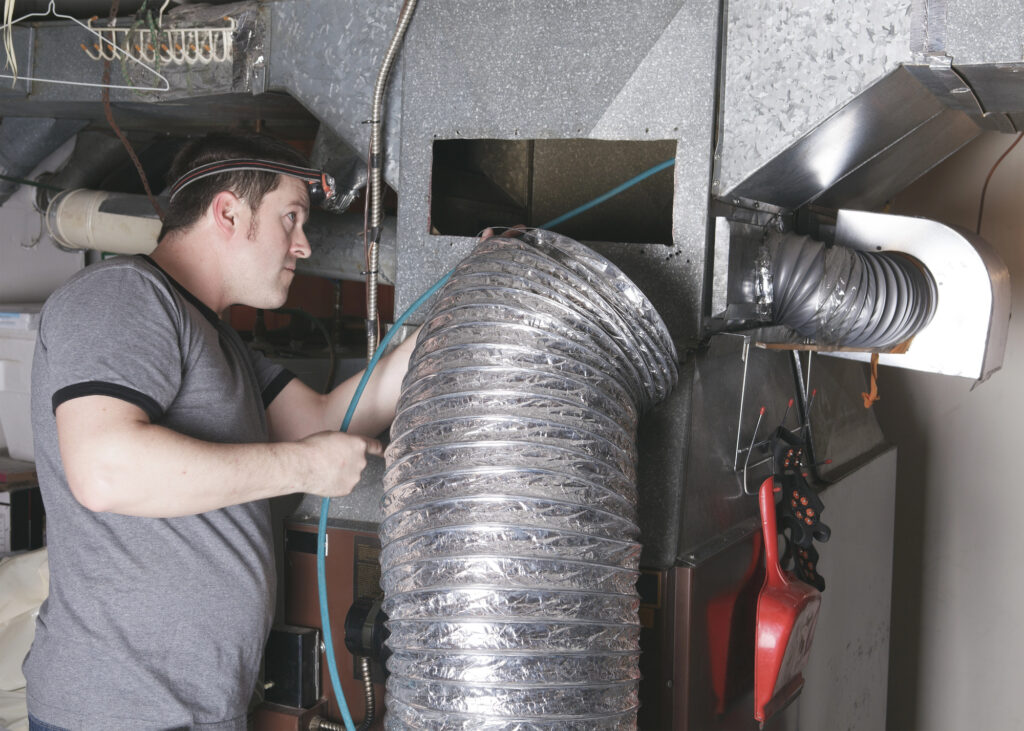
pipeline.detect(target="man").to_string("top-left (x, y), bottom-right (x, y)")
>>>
top-left (23, 132), bottom-right (415, 730)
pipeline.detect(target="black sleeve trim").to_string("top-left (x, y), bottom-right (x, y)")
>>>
top-left (52, 381), bottom-right (164, 422)
top-left (263, 369), bottom-right (296, 409)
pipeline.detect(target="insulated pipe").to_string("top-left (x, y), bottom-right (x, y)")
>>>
top-left (45, 189), bottom-right (162, 256)
top-left (380, 229), bottom-right (677, 729)
top-left (761, 231), bottom-right (938, 348)
top-left (44, 189), bottom-right (396, 283)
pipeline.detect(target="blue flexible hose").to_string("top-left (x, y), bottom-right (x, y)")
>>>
top-left (316, 269), bottom-right (452, 731)
top-left (540, 158), bottom-right (675, 230)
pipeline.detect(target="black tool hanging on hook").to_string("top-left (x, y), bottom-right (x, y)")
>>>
top-left (768, 426), bottom-right (831, 591)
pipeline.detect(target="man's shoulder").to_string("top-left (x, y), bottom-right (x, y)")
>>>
top-left (58, 254), bottom-right (162, 289)
top-left (46, 255), bottom-right (172, 307)
top-left (39, 256), bottom-right (183, 339)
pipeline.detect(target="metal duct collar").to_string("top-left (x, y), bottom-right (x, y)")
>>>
top-left (824, 209), bottom-right (1010, 381)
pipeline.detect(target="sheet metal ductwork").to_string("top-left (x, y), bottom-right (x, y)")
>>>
top-left (0, 118), bottom-right (86, 206)
top-left (379, 230), bottom-right (678, 729)
top-left (712, 209), bottom-right (1008, 379)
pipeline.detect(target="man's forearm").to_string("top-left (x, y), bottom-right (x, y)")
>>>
top-left (58, 396), bottom-right (379, 518)
top-left (70, 422), bottom-right (308, 517)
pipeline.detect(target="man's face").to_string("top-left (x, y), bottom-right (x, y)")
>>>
top-left (235, 175), bottom-right (311, 309)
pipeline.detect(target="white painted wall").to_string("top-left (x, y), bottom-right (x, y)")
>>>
top-left (0, 139), bottom-right (84, 304)
top-left (877, 132), bottom-right (1024, 731)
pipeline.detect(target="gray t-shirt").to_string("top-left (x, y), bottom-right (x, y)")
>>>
top-left (24, 255), bottom-right (294, 730)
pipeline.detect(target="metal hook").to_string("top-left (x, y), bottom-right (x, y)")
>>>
top-left (742, 406), bottom-right (766, 496)
top-left (732, 335), bottom-right (752, 472)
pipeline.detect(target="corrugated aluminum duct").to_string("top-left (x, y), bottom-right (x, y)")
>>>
top-left (379, 230), bottom-right (677, 729)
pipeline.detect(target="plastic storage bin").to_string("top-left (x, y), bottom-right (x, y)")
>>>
top-left (0, 305), bottom-right (42, 462)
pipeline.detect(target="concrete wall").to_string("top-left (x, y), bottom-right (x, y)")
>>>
top-left (878, 132), bottom-right (1024, 731)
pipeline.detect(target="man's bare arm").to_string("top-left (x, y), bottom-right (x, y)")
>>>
top-left (57, 395), bottom-right (381, 518)
top-left (267, 327), bottom-right (419, 442)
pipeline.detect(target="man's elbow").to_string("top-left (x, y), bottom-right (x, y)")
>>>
top-left (68, 471), bottom-right (120, 513)
top-left (64, 446), bottom-right (130, 513)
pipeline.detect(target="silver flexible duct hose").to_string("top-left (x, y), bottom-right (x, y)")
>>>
top-left (380, 230), bottom-right (677, 729)
top-left (761, 231), bottom-right (938, 348)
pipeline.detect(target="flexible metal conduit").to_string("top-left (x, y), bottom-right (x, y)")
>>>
top-left (366, 0), bottom-right (420, 359)
top-left (763, 231), bottom-right (938, 348)
top-left (379, 229), bottom-right (677, 729)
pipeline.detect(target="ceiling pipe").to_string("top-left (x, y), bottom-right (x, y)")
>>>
top-left (44, 189), bottom-right (396, 284)
top-left (45, 189), bottom-right (163, 256)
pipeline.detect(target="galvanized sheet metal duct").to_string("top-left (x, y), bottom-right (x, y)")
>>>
top-left (0, 118), bottom-right (86, 206)
top-left (380, 230), bottom-right (677, 729)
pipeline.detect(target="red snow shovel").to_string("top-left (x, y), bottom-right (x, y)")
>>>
top-left (754, 475), bottom-right (821, 726)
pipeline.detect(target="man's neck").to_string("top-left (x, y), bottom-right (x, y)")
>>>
top-left (150, 234), bottom-right (229, 315)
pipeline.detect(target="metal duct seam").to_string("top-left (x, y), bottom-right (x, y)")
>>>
top-left (763, 231), bottom-right (938, 349)
top-left (380, 229), bottom-right (677, 729)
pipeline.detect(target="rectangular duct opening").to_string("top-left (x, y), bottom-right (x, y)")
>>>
top-left (430, 138), bottom-right (676, 244)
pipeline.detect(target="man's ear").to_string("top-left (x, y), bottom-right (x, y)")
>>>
top-left (210, 190), bottom-right (244, 237)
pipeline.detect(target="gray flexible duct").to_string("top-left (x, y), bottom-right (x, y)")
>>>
top-left (380, 229), bottom-right (677, 729)
top-left (762, 231), bottom-right (938, 348)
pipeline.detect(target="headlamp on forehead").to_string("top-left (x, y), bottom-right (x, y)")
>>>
top-left (167, 158), bottom-right (340, 209)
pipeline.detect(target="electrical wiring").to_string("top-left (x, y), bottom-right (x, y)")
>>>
top-left (0, 172), bottom-right (64, 190)
top-left (976, 131), bottom-right (1023, 235)
top-left (3, 0), bottom-right (16, 81)
top-left (365, 0), bottom-right (421, 359)
top-left (100, 0), bottom-right (164, 220)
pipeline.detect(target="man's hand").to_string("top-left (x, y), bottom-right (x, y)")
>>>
top-left (479, 224), bottom-right (527, 240)
top-left (295, 431), bottom-right (384, 498)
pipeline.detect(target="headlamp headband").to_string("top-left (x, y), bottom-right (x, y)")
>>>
top-left (167, 158), bottom-right (337, 207)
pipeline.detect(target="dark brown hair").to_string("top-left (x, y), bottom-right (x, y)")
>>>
top-left (158, 132), bottom-right (310, 242)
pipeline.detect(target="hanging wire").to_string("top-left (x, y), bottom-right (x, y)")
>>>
top-left (3, 0), bottom-right (16, 81)
top-left (976, 131), bottom-right (1023, 235)
top-left (0, 172), bottom-right (64, 190)
top-left (91, 0), bottom-right (164, 221)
